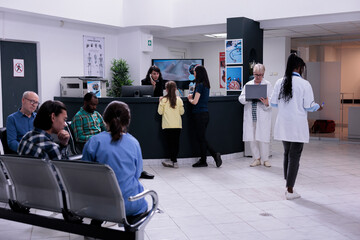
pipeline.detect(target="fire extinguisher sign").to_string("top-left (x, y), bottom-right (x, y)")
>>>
top-left (13, 59), bottom-right (25, 77)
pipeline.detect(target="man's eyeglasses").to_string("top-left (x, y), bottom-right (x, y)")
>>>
top-left (254, 74), bottom-right (263, 77)
top-left (25, 98), bottom-right (39, 106)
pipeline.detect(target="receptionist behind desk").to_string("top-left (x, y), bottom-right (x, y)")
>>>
top-left (141, 65), bottom-right (164, 97)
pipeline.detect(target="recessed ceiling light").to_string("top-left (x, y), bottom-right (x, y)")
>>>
top-left (204, 33), bottom-right (227, 38)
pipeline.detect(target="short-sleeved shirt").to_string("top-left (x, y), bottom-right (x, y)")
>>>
top-left (6, 109), bottom-right (36, 152)
top-left (192, 83), bottom-right (209, 113)
top-left (82, 132), bottom-right (147, 216)
top-left (71, 107), bottom-right (106, 143)
top-left (271, 74), bottom-right (316, 143)
top-left (18, 127), bottom-right (68, 160)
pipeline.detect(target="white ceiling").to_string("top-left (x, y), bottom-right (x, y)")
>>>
top-left (151, 18), bottom-right (360, 48)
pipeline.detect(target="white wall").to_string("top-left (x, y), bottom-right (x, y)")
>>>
top-left (0, 12), bottom-right (119, 126)
top-left (2, 0), bottom-right (360, 29)
top-left (189, 41), bottom-right (226, 95)
top-left (341, 47), bottom-right (360, 99)
top-left (307, 62), bottom-right (341, 122)
top-left (263, 36), bottom-right (291, 136)
top-left (0, 0), bottom-right (123, 26)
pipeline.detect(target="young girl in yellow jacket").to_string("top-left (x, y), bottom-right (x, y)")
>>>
top-left (158, 81), bottom-right (185, 168)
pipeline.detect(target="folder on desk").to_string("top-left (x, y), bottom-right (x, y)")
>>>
top-left (245, 84), bottom-right (267, 101)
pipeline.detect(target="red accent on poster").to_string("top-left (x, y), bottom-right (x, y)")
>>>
top-left (219, 52), bottom-right (225, 88)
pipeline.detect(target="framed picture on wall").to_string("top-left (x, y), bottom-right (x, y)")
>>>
top-left (226, 66), bottom-right (243, 91)
top-left (225, 39), bottom-right (243, 65)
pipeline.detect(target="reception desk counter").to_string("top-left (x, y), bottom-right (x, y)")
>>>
top-left (55, 96), bottom-right (244, 159)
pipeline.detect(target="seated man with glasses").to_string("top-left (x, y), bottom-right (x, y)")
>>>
top-left (6, 91), bottom-right (39, 152)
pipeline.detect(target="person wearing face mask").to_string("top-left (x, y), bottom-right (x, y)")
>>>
top-left (141, 65), bottom-right (165, 97)
top-left (6, 91), bottom-right (39, 153)
top-left (71, 92), bottom-right (106, 151)
top-left (239, 63), bottom-right (273, 167)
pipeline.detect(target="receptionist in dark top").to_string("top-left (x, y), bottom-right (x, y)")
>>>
top-left (141, 65), bottom-right (164, 97)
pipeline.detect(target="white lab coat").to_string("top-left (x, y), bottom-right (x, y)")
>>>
top-left (239, 79), bottom-right (273, 143)
top-left (270, 75), bottom-right (317, 143)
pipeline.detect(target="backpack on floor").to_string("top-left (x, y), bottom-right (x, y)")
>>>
top-left (311, 120), bottom-right (336, 133)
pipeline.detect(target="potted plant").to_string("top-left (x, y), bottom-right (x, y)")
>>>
top-left (107, 59), bottom-right (133, 97)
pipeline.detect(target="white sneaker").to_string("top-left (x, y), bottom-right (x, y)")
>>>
top-left (263, 161), bottom-right (271, 167)
top-left (285, 190), bottom-right (301, 200)
top-left (250, 159), bottom-right (261, 167)
top-left (162, 160), bottom-right (179, 168)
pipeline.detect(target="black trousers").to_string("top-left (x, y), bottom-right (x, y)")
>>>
top-left (193, 112), bottom-right (216, 162)
top-left (283, 141), bottom-right (304, 188)
top-left (163, 128), bottom-right (181, 162)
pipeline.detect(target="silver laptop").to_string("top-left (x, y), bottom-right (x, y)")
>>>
top-left (245, 84), bottom-right (267, 101)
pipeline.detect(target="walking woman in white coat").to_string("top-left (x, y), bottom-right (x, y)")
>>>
top-left (239, 63), bottom-right (272, 167)
top-left (271, 54), bottom-right (322, 200)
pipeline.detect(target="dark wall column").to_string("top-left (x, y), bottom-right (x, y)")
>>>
top-left (227, 17), bottom-right (263, 95)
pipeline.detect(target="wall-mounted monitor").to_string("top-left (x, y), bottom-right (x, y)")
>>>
top-left (121, 85), bottom-right (154, 97)
top-left (152, 59), bottom-right (204, 89)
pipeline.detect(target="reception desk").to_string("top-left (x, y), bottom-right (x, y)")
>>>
top-left (55, 96), bottom-right (244, 159)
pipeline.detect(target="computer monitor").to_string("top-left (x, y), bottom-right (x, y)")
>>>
top-left (121, 85), bottom-right (154, 97)
top-left (245, 84), bottom-right (267, 101)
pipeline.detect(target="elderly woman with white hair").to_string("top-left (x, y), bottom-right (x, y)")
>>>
top-left (239, 63), bottom-right (273, 167)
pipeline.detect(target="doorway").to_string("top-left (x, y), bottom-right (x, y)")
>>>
top-left (1, 41), bottom-right (38, 125)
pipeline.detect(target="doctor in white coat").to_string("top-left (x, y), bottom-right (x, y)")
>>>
top-left (271, 54), bottom-right (322, 200)
top-left (239, 64), bottom-right (272, 167)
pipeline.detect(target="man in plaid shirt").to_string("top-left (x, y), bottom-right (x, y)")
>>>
top-left (18, 100), bottom-right (69, 160)
top-left (71, 92), bottom-right (106, 150)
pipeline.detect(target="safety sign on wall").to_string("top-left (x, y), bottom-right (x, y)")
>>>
top-left (13, 59), bottom-right (25, 77)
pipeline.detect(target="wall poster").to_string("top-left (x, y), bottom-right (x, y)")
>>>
top-left (225, 39), bottom-right (243, 65)
top-left (219, 52), bottom-right (225, 88)
top-left (83, 36), bottom-right (105, 77)
top-left (13, 59), bottom-right (25, 77)
top-left (226, 66), bottom-right (243, 91)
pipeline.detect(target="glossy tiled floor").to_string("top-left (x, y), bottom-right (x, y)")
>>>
top-left (0, 140), bottom-right (360, 240)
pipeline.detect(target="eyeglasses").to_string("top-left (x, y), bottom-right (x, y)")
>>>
top-left (25, 98), bottom-right (39, 106)
top-left (254, 74), bottom-right (263, 77)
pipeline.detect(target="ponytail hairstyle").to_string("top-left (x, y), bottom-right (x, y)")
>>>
top-left (194, 65), bottom-right (211, 89)
top-left (103, 101), bottom-right (131, 142)
top-left (279, 53), bottom-right (306, 103)
top-left (164, 81), bottom-right (177, 109)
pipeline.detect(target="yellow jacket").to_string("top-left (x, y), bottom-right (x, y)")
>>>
top-left (158, 97), bottom-right (184, 129)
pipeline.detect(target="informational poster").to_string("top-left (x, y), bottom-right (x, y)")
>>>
top-left (219, 52), bottom-right (225, 88)
top-left (87, 81), bottom-right (101, 97)
top-left (13, 59), bottom-right (25, 77)
top-left (226, 66), bottom-right (243, 91)
top-left (83, 36), bottom-right (105, 77)
top-left (225, 39), bottom-right (243, 65)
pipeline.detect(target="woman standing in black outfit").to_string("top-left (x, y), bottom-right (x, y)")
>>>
top-left (141, 65), bottom-right (164, 97)
top-left (187, 65), bottom-right (222, 168)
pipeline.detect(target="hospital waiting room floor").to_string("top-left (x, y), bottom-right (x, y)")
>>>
top-left (0, 140), bottom-right (359, 240)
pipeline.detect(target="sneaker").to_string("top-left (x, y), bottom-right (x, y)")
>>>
top-left (214, 152), bottom-right (222, 167)
top-left (162, 160), bottom-right (178, 168)
top-left (173, 162), bottom-right (179, 168)
top-left (285, 190), bottom-right (301, 200)
top-left (250, 159), bottom-right (261, 167)
top-left (263, 161), bottom-right (271, 167)
top-left (192, 160), bottom-right (208, 168)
